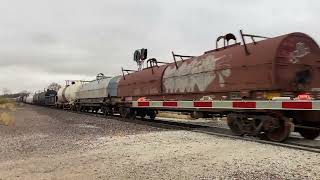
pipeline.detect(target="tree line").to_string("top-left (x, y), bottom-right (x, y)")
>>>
top-left (0, 82), bottom-right (61, 98)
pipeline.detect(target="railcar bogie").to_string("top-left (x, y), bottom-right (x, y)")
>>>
top-left (226, 112), bottom-right (293, 142)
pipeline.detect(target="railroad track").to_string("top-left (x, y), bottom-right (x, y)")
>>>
top-left (44, 105), bottom-right (320, 153)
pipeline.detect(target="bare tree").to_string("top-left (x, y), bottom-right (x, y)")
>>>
top-left (2, 88), bottom-right (11, 95)
top-left (19, 90), bottom-right (29, 94)
top-left (48, 82), bottom-right (61, 91)
top-left (19, 90), bottom-right (29, 96)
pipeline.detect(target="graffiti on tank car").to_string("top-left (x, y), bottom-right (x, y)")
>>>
top-left (163, 54), bottom-right (231, 93)
top-left (290, 42), bottom-right (310, 64)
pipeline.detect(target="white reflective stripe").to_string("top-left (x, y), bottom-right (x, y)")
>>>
top-left (132, 101), bottom-right (138, 107)
top-left (178, 101), bottom-right (193, 108)
top-left (312, 101), bottom-right (320, 110)
top-left (256, 101), bottom-right (282, 109)
top-left (213, 101), bottom-right (232, 108)
top-left (151, 101), bottom-right (162, 107)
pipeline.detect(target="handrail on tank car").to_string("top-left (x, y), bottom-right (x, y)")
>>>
top-left (171, 51), bottom-right (195, 69)
top-left (64, 80), bottom-right (89, 86)
top-left (96, 73), bottom-right (112, 81)
top-left (215, 33), bottom-right (237, 50)
top-left (121, 67), bottom-right (137, 80)
top-left (146, 58), bottom-right (170, 68)
top-left (239, 30), bottom-right (269, 55)
top-left (144, 58), bottom-right (170, 74)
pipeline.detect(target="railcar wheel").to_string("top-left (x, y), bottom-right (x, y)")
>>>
top-left (119, 107), bottom-right (128, 118)
top-left (190, 111), bottom-right (204, 119)
top-left (265, 119), bottom-right (292, 142)
top-left (76, 105), bottom-right (81, 112)
top-left (148, 110), bottom-right (156, 120)
top-left (138, 111), bottom-right (147, 119)
top-left (108, 108), bottom-right (114, 116)
top-left (298, 129), bottom-right (320, 140)
top-left (227, 114), bottom-right (244, 136)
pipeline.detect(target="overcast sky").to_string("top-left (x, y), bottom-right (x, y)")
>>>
top-left (0, 0), bottom-right (319, 93)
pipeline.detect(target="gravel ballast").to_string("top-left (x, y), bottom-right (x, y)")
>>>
top-left (0, 104), bottom-right (319, 179)
top-left (0, 104), bottom-right (164, 162)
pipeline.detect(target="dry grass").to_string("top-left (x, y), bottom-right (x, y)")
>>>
top-left (0, 98), bottom-right (9, 104)
top-left (0, 112), bottom-right (15, 126)
top-left (0, 98), bottom-right (16, 126)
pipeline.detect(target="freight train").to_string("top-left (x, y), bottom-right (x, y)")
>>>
top-left (22, 89), bottom-right (57, 106)
top-left (20, 30), bottom-right (320, 142)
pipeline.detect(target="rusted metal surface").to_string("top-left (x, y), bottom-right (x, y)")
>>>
top-left (118, 32), bottom-right (320, 102)
top-left (118, 65), bottom-right (168, 100)
top-left (274, 33), bottom-right (320, 91)
top-left (162, 32), bottom-right (320, 99)
top-left (163, 34), bottom-right (282, 96)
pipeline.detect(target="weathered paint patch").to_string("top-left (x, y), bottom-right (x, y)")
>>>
top-left (290, 42), bottom-right (310, 64)
top-left (163, 54), bottom-right (231, 93)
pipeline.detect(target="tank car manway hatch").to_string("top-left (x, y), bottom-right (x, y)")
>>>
top-left (119, 30), bottom-right (320, 142)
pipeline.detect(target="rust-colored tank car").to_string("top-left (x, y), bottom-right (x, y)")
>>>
top-left (118, 33), bottom-right (320, 100)
top-left (118, 65), bottom-right (167, 101)
top-left (165, 33), bottom-right (320, 100)
top-left (118, 31), bottom-right (320, 141)
top-left (119, 32), bottom-right (320, 101)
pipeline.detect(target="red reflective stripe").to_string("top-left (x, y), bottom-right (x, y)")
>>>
top-left (282, 102), bottom-right (312, 109)
top-left (163, 101), bottom-right (178, 107)
top-left (138, 101), bottom-right (149, 107)
top-left (233, 101), bottom-right (256, 108)
top-left (194, 101), bottom-right (213, 107)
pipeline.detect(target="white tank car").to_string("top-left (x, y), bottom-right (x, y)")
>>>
top-left (26, 94), bottom-right (34, 104)
top-left (77, 78), bottom-right (111, 99)
top-left (75, 74), bottom-right (121, 113)
top-left (57, 81), bottom-right (83, 108)
top-left (65, 81), bottom-right (83, 104)
top-left (22, 96), bottom-right (27, 103)
top-left (77, 76), bottom-right (120, 99)
top-left (57, 86), bottom-right (67, 104)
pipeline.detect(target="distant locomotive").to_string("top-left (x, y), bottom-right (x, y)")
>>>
top-left (32, 89), bottom-right (57, 106)
top-left (27, 30), bottom-right (320, 142)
